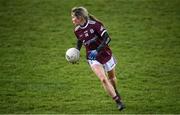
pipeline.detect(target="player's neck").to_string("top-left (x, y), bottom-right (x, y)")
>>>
top-left (80, 19), bottom-right (87, 27)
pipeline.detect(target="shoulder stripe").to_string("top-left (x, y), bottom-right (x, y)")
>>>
top-left (101, 30), bottom-right (107, 37)
top-left (75, 25), bottom-right (80, 31)
top-left (89, 20), bottom-right (96, 24)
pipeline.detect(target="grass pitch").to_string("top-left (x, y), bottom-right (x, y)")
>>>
top-left (0, 0), bottom-right (180, 114)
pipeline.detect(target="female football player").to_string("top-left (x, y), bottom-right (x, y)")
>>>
top-left (71, 6), bottom-right (125, 111)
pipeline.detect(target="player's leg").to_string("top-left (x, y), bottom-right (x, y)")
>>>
top-left (103, 57), bottom-right (120, 97)
top-left (91, 64), bottom-right (125, 111)
top-left (102, 57), bottom-right (125, 111)
top-left (91, 64), bottom-right (116, 98)
top-left (107, 68), bottom-right (120, 97)
top-left (88, 60), bottom-right (125, 111)
top-left (107, 68), bottom-right (125, 110)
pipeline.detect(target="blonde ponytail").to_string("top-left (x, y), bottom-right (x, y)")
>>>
top-left (88, 13), bottom-right (102, 23)
top-left (71, 6), bottom-right (102, 23)
top-left (71, 6), bottom-right (89, 19)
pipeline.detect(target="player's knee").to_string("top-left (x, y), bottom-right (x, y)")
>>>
top-left (109, 77), bottom-right (116, 81)
top-left (100, 77), bottom-right (107, 84)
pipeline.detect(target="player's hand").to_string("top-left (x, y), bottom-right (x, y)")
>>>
top-left (88, 50), bottom-right (98, 60)
top-left (71, 61), bottom-right (79, 64)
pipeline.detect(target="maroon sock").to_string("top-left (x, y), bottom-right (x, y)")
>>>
top-left (113, 95), bottom-right (121, 104)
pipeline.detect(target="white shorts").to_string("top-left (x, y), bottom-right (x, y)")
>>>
top-left (88, 56), bottom-right (117, 72)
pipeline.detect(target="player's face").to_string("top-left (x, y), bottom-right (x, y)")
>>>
top-left (71, 14), bottom-right (81, 26)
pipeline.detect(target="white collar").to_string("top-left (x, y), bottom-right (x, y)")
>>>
top-left (80, 20), bottom-right (89, 29)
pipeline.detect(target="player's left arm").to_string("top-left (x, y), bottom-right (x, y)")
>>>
top-left (94, 22), bottom-right (111, 52)
top-left (96, 32), bottom-right (111, 52)
top-left (88, 22), bottom-right (111, 60)
top-left (88, 32), bottom-right (111, 60)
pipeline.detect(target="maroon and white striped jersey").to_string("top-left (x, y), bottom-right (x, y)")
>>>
top-left (74, 20), bottom-right (112, 64)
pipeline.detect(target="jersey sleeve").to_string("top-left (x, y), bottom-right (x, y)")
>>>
top-left (94, 21), bottom-right (107, 37)
top-left (74, 30), bottom-right (78, 39)
top-left (74, 29), bottom-right (82, 51)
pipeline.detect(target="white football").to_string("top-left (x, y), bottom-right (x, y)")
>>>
top-left (65, 48), bottom-right (80, 63)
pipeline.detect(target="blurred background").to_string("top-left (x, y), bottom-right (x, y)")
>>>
top-left (0, 0), bottom-right (179, 114)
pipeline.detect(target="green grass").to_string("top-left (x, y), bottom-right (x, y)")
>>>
top-left (0, 0), bottom-right (180, 114)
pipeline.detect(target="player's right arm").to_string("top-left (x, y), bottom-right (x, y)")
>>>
top-left (76, 39), bottom-right (82, 51)
top-left (74, 27), bottom-right (82, 51)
